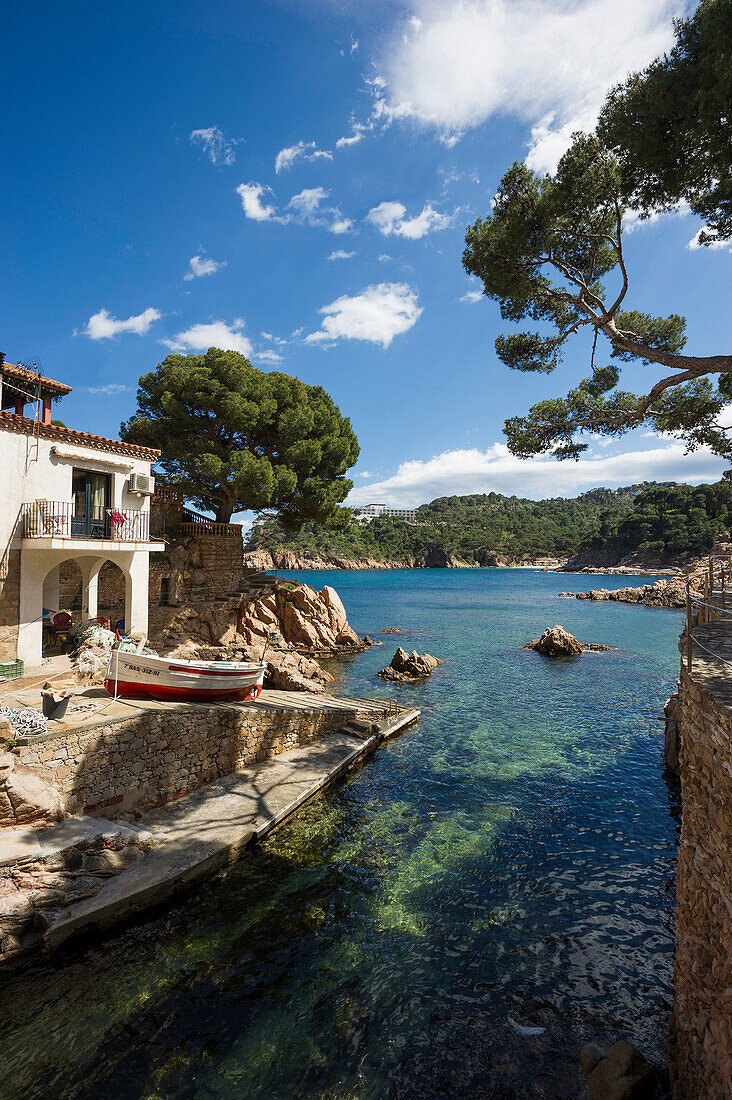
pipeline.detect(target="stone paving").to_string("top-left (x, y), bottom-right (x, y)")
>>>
top-left (689, 621), bottom-right (732, 710)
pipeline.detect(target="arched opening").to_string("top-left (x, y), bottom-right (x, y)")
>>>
top-left (57, 559), bottom-right (82, 613)
top-left (98, 561), bottom-right (127, 632)
top-left (160, 577), bottom-right (170, 606)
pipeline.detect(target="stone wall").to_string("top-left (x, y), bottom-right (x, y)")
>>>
top-left (16, 702), bottom-right (352, 819)
top-left (0, 550), bottom-right (20, 663)
top-left (669, 665), bottom-right (732, 1097)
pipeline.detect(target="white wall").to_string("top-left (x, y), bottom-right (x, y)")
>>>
top-left (0, 427), bottom-right (153, 554)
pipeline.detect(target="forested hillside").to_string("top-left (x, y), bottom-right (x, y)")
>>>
top-left (245, 481), bottom-right (731, 565)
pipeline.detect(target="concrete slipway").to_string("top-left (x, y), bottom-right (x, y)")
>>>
top-left (3, 690), bottom-right (420, 954)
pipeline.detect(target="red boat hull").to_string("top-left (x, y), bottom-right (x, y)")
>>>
top-left (104, 679), bottom-right (264, 702)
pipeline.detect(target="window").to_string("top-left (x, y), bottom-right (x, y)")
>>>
top-left (71, 469), bottom-right (111, 537)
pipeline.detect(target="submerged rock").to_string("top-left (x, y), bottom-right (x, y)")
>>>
top-left (378, 647), bottom-right (442, 681)
top-left (582, 1040), bottom-right (655, 1100)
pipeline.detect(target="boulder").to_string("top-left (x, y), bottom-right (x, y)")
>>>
top-left (321, 585), bottom-right (347, 632)
top-left (379, 648), bottom-right (442, 681)
top-left (584, 1040), bottom-right (655, 1100)
top-left (524, 625), bottom-right (583, 657)
top-left (0, 718), bottom-right (14, 750)
top-left (0, 754), bottom-right (64, 828)
top-left (264, 651), bottom-right (333, 693)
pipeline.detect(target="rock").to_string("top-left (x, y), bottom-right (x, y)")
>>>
top-left (335, 624), bottom-right (361, 647)
top-left (0, 718), bottom-right (14, 749)
top-left (382, 627), bottom-right (402, 634)
top-left (320, 586), bottom-right (348, 632)
top-left (584, 1040), bottom-right (655, 1100)
top-left (82, 847), bottom-right (142, 875)
top-left (564, 573), bottom-right (687, 609)
top-left (0, 754), bottom-right (64, 828)
top-left (379, 648), bottom-right (442, 681)
top-left (524, 625), bottom-right (583, 657)
top-left (580, 1044), bottom-right (605, 1076)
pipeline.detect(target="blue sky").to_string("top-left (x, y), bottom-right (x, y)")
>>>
top-left (2, 0), bottom-right (730, 516)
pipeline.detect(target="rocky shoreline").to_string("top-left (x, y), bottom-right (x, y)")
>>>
top-left (244, 549), bottom-right (542, 571)
top-left (559, 574), bottom-right (686, 609)
top-left (151, 578), bottom-right (368, 693)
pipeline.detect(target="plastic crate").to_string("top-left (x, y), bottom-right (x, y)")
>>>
top-left (0, 659), bottom-right (24, 681)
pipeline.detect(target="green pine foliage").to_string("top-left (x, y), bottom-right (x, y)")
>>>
top-left (247, 481), bottom-right (732, 564)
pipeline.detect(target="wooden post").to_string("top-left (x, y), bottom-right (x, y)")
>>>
top-left (722, 565), bottom-right (726, 610)
top-left (686, 590), bottom-right (693, 674)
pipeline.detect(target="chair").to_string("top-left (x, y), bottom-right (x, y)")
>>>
top-left (50, 611), bottom-right (73, 647)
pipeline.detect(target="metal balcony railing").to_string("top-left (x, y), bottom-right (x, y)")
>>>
top-left (21, 502), bottom-right (165, 542)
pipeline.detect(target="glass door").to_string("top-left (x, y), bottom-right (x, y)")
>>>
top-left (71, 469), bottom-right (110, 536)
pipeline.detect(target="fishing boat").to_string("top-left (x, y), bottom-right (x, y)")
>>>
top-left (104, 649), bottom-right (266, 701)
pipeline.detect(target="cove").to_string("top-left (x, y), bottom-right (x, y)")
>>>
top-left (0, 568), bottom-right (681, 1098)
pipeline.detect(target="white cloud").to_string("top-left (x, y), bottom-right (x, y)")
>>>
top-left (306, 282), bottom-right (422, 349)
top-left (80, 307), bottom-right (161, 340)
top-left (366, 200), bottom-right (453, 239)
top-left (288, 187), bottom-right (329, 216)
top-left (163, 319), bottom-right (253, 356)
top-left (238, 183), bottom-right (350, 233)
top-left (254, 348), bottom-right (283, 364)
top-left (83, 383), bottom-right (130, 395)
top-left (377, 0), bottom-right (682, 172)
top-left (274, 140), bottom-right (333, 174)
top-left (184, 253), bottom-right (227, 280)
top-left (328, 249), bottom-right (357, 261)
top-left (347, 440), bottom-right (726, 509)
top-left (623, 200), bottom-right (690, 234)
top-left (189, 126), bottom-right (238, 166)
top-left (687, 228), bottom-right (732, 252)
top-left (460, 289), bottom-right (483, 303)
top-left (329, 216), bottom-right (353, 234)
top-left (236, 182), bottom-right (280, 222)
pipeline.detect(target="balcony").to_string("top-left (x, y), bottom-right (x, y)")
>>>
top-left (21, 501), bottom-right (165, 543)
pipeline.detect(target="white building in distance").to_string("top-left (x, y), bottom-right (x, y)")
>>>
top-left (354, 504), bottom-right (419, 525)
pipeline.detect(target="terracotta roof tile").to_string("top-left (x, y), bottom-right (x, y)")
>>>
top-left (0, 411), bottom-right (160, 461)
top-left (1, 361), bottom-right (72, 396)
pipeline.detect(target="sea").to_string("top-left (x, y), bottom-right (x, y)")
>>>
top-left (0, 568), bottom-right (682, 1098)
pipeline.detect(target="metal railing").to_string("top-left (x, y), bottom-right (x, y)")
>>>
top-left (21, 501), bottom-right (165, 542)
top-left (684, 553), bottom-right (732, 673)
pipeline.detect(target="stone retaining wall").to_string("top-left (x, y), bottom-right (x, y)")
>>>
top-left (16, 703), bottom-right (352, 819)
top-left (669, 666), bottom-right (732, 1097)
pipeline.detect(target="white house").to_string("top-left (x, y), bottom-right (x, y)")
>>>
top-left (0, 356), bottom-right (164, 671)
top-left (354, 503), bottom-right (419, 524)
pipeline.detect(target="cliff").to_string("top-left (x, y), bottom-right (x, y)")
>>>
top-left (243, 548), bottom-right (529, 571)
top-left (243, 549), bottom-right (415, 571)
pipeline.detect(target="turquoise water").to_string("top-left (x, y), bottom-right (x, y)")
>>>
top-left (0, 569), bottom-right (681, 1098)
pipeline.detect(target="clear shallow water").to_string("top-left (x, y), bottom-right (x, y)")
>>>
top-left (0, 569), bottom-right (681, 1098)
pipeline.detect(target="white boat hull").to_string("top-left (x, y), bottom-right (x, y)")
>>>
top-left (105, 650), bottom-right (266, 701)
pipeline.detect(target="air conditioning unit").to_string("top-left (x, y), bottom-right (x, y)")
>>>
top-left (128, 473), bottom-right (155, 496)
